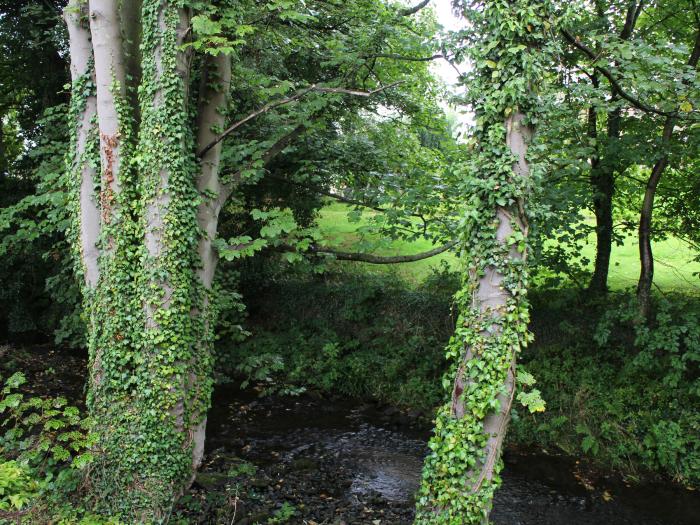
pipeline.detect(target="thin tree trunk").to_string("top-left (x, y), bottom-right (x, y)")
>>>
top-left (588, 2), bottom-right (642, 294)
top-left (637, 27), bottom-right (700, 319)
top-left (636, 121), bottom-right (671, 319)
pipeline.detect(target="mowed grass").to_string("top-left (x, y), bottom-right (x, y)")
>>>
top-left (316, 202), bottom-right (457, 282)
top-left (316, 202), bottom-right (700, 293)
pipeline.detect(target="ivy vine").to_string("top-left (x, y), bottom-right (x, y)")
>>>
top-left (414, 1), bottom-right (561, 523)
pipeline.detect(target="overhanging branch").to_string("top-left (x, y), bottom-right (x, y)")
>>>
top-left (217, 124), bottom-right (309, 206)
top-left (197, 81), bottom-right (403, 158)
top-left (308, 239), bottom-right (457, 264)
top-left (561, 29), bottom-right (682, 119)
top-left (226, 239), bottom-right (457, 264)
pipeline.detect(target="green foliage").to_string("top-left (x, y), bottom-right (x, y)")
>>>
top-left (219, 266), bottom-right (455, 411)
top-left (267, 502), bottom-right (297, 524)
top-left (0, 104), bottom-right (83, 345)
top-left (0, 372), bottom-right (96, 521)
top-left (511, 294), bottom-right (700, 486)
top-left (0, 460), bottom-right (40, 513)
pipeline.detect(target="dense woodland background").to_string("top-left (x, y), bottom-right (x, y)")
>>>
top-left (0, 0), bottom-right (699, 523)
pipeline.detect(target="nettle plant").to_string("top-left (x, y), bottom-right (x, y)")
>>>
top-left (415, 1), bottom-right (560, 523)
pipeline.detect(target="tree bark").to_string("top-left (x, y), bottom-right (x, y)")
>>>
top-left (451, 113), bottom-right (532, 489)
top-left (191, 52), bottom-right (232, 473)
top-left (416, 113), bottom-right (533, 524)
top-left (588, 163), bottom-right (615, 294)
top-left (588, 87), bottom-right (622, 294)
top-left (89, 0), bottom-right (128, 229)
top-left (64, 0), bottom-right (100, 289)
top-left (636, 120), bottom-right (671, 319)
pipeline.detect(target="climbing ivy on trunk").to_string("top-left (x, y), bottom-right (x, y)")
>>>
top-left (415, 1), bottom-right (561, 523)
top-left (64, 0), bottom-right (226, 519)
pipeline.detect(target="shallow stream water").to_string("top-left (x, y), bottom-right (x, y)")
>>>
top-left (6, 347), bottom-right (699, 524)
top-left (202, 386), bottom-right (700, 524)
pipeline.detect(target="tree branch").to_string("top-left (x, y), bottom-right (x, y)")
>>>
top-left (561, 28), bottom-right (679, 118)
top-left (197, 81), bottom-right (403, 158)
top-left (218, 124), bottom-right (309, 206)
top-left (307, 239), bottom-right (457, 264)
top-left (399, 0), bottom-right (430, 17)
top-left (361, 53), bottom-right (444, 62)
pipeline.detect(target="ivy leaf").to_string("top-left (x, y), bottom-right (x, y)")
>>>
top-left (516, 369), bottom-right (536, 387)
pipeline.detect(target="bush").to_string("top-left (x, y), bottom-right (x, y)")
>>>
top-left (0, 372), bottom-right (98, 522)
top-left (218, 266), bottom-right (457, 411)
top-left (510, 294), bottom-right (700, 486)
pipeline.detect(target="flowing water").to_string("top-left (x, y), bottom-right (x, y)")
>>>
top-left (6, 347), bottom-right (699, 524)
top-left (203, 387), bottom-right (700, 524)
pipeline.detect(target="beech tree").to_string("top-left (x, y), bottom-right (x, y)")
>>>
top-left (61, 0), bottom-right (439, 519)
top-left (65, 0), bottom-right (216, 517)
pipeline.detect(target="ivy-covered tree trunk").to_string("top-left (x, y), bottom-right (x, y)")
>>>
top-left (64, 0), bottom-right (228, 519)
top-left (415, 1), bottom-right (556, 523)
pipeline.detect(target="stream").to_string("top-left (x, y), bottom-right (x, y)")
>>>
top-left (4, 347), bottom-right (699, 524)
top-left (199, 386), bottom-right (700, 524)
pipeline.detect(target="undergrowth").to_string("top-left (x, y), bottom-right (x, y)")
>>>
top-left (220, 265), bottom-right (700, 487)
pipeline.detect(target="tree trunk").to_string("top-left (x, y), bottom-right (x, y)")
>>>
top-left (588, 107), bottom-right (619, 295)
top-left (64, 0), bottom-right (100, 290)
top-left (64, 1), bottom-right (219, 519)
top-left (587, 3), bottom-right (642, 295)
top-left (637, 28), bottom-right (700, 320)
top-left (588, 165), bottom-right (614, 294)
top-left (636, 148), bottom-right (667, 320)
top-left (190, 52), bottom-right (232, 474)
top-left (415, 114), bottom-right (533, 524)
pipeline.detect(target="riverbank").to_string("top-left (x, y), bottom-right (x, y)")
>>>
top-left (2, 345), bottom-right (698, 524)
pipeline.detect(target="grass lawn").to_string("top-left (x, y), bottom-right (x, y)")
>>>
top-left (316, 202), bottom-right (700, 293)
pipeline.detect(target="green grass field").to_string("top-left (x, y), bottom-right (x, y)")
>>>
top-left (316, 202), bottom-right (700, 293)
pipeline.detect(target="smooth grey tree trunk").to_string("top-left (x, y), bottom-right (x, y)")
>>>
top-left (450, 113), bottom-right (532, 499)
